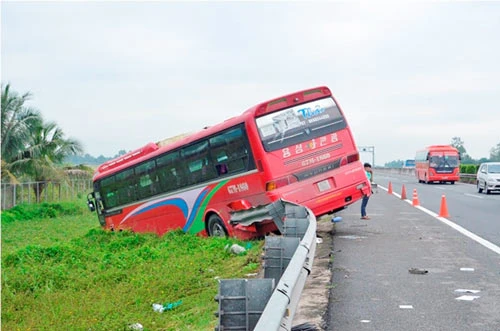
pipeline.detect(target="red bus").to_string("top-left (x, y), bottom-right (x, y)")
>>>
top-left (87, 86), bottom-right (371, 239)
top-left (415, 145), bottom-right (461, 184)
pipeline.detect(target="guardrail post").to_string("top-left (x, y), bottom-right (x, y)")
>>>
top-left (264, 237), bottom-right (300, 286)
top-left (215, 279), bottom-right (275, 331)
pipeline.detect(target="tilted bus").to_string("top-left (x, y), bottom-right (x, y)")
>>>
top-left (87, 86), bottom-right (371, 239)
top-left (415, 145), bottom-right (461, 184)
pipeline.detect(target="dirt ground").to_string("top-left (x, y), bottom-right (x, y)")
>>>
top-left (292, 215), bottom-right (335, 330)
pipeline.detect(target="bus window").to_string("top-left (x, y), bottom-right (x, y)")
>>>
top-left (156, 151), bottom-right (182, 192)
top-left (210, 126), bottom-right (252, 175)
top-left (135, 160), bottom-right (157, 199)
top-left (255, 97), bottom-right (346, 152)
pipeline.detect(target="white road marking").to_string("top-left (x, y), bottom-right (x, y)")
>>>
top-left (455, 289), bottom-right (480, 294)
top-left (434, 187), bottom-right (446, 190)
top-left (360, 320), bottom-right (371, 323)
top-left (455, 295), bottom-right (480, 301)
top-left (399, 305), bottom-right (414, 309)
top-left (379, 185), bottom-right (500, 256)
top-left (464, 193), bottom-right (483, 199)
top-left (460, 268), bottom-right (475, 272)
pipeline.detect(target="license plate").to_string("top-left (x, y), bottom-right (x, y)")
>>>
top-left (317, 179), bottom-right (331, 192)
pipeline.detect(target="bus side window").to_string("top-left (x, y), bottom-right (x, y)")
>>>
top-left (201, 158), bottom-right (217, 181)
top-left (216, 163), bottom-right (228, 176)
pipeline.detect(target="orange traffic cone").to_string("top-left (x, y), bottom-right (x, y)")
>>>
top-left (438, 194), bottom-right (450, 218)
top-left (401, 184), bottom-right (407, 200)
top-left (412, 189), bottom-right (420, 206)
top-left (388, 182), bottom-right (393, 194)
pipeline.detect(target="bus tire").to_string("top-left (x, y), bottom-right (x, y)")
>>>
top-left (207, 214), bottom-right (228, 237)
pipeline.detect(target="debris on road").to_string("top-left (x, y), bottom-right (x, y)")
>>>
top-left (408, 267), bottom-right (428, 275)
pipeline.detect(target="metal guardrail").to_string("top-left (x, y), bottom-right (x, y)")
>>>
top-left (215, 200), bottom-right (317, 331)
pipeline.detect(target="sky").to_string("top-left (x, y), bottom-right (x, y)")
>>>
top-left (2, 1), bottom-right (500, 166)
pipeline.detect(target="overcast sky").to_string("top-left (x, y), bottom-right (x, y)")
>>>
top-left (2, 1), bottom-right (499, 165)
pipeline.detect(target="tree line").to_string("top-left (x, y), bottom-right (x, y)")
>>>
top-left (1, 84), bottom-right (85, 200)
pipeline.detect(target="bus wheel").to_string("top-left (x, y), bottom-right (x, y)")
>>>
top-left (207, 214), bottom-right (228, 237)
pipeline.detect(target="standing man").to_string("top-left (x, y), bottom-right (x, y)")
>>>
top-left (361, 163), bottom-right (373, 220)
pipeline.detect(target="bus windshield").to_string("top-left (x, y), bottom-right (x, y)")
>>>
top-left (255, 97), bottom-right (346, 152)
top-left (429, 154), bottom-right (459, 168)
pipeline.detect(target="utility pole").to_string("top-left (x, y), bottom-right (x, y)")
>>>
top-left (358, 146), bottom-right (375, 166)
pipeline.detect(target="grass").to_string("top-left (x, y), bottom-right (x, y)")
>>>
top-left (1, 201), bottom-right (263, 330)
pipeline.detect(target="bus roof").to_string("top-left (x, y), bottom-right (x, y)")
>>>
top-left (242, 86), bottom-right (332, 117)
top-left (421, 145), bottom-right (459, 152)
top-left (93, 86), bottom-right (334, 181)
top-left (93, 111), bottom-right (252, 181)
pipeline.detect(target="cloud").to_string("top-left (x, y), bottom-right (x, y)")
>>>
top-left (2, 1), bottom-right (500, 165)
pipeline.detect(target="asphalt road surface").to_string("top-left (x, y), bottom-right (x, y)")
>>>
top-left (294, 179), bottom-right (500, 331)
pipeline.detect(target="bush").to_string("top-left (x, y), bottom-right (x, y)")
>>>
top-left (460, 164), bottom-right (478, 174)
top-left (1, 201), bottom-right (88, 223)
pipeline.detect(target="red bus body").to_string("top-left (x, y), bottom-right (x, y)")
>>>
top-left (415, 145), bottom-right (461, 184)
top-left (88, 86), bottom-right (371, 239)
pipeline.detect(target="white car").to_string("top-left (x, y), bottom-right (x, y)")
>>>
top-left (477, 162), bottom-right (500, 194)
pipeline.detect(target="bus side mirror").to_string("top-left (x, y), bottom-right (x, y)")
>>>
top-left (87, 199), bottom-right (95, 212)
top-left (87, 193), bottom-right (96, 212)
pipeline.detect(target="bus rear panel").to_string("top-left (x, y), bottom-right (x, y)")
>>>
top-left (253, 88), bottom-right (370, 216)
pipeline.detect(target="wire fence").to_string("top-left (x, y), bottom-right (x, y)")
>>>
top-left (1, 180), bottom-right (93, 210)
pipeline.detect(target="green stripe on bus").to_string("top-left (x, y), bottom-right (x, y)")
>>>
top-left (188, 180), bottom-right (229, 234)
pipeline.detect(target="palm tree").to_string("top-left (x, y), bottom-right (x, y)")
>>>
top-left (11, 118), bottom-right (84, 200)
top-left (2, 84), bottom-right (84, 201)
top-left (1, 83), bottom-right (42, 183)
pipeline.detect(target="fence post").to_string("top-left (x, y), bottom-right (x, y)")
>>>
top-left (1, 184), bottom-right (5, 209)
top-left (13, 184), bottom-right (17, 207)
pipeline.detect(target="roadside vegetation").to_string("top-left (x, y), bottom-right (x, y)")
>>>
top-left (1, 83), bottom-right (86, 192)
top-left (1, 201), bottom-right (263, 330)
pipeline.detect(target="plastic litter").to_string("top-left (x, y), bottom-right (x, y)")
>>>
top-left (332, 216), bottom-right (342, 223)
top-left (128, 323), bottom-right (143, 330)
top-left (152, 300), bottom-right (182, 313)
top-left (225, 243), bottom-right (246, 255)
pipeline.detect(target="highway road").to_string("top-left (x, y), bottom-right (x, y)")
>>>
top-left (375, 170), bottom-right (500, 246)
top-left (323, 169), bottom-right (500, 331)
